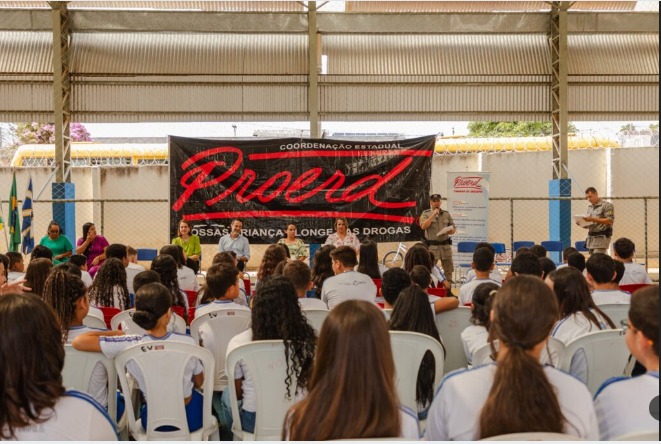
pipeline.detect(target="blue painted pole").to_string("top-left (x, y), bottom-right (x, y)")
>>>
top-left (548, 179), bottom-right (571, 264)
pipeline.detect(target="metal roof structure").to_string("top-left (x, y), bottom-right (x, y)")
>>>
top-left (0, 1), bottom-right (658, 123)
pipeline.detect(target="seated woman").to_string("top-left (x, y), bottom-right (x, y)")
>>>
top-left (324, 217), bottom-right (360, 252)
top-left (171, 219), bottom-right (202, 275)
top-left (425, 276), bottom-right (599, 440)
top-left (39, 221), bottom-right (73, 265)
top-left (76, 222), bottom-right (109, 277)
top-left (284, 299), bottom-right (420, 440)
top-left (461, 282), bottom-right (499, 365)
top-left (278, 223), bottom-right (307, 261)
top-left (0, 292), bottom-right (116, 440)
top-left (88, 258), bottom-right (131, 311)
top-left (389, 285), bottom-right (445, 420)
top-left (220, 276), bottom-right (316, 440)
top-left (594, 285), bottom-right (659, 439)
top-left (73, 282), bottom-right (205, 433)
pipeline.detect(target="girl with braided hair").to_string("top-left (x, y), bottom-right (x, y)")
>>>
top-left (87, 257), bottom-right (131, 310)
top-left (425, 275), bottom-right (599, 440)
top-left (150, 254), bottom-right (188, 314)
top-left (219, 276), bottom-right (316, 437)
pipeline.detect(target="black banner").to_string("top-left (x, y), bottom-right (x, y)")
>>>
top-left (169, 135), bottom-right (435, 244)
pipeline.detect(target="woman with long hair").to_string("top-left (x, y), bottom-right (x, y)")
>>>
top-left (389, 285), bottom-right (445, 420)
top-left (594, 285), bottom-right (659, 439)
top-left (87, 257), bottom-right (131, 310)
top-left (150, 254), bottom-right (188, 312)
top-left (220, 276), bottom-right (316, 438)
top-left (24, 257), bottom-right (53, 297)
top-left (160, 244), bottom-right (199, 293)
top-left (356, 239), bottom-right (387, 279)
top-left (461, 282), bottom-right (499, 364)
top-left (425, 275), bottom-right (599, 440)
top-left (256, 244), bottom-right (288, 284)
top-left (171, 218), bottom-right (202, 274)
top-left (546, 267), bottom-right (616, 383)
top-left (285, 300), bottom-right (419, 440)
top-left (75, 222), bottom-right (109, 276)
top-left (0, 293), bottom-right (116, 440)
top-left (404, 243), bottom-right (449, 289)
top-left (73, 282), bottom-right (205, 433)
top-left (311, 245), bottom-right (335, 299)
top-left (278, 223), bottom-right (307, 261)
top-left (38, 220), bottom-right (73, 265)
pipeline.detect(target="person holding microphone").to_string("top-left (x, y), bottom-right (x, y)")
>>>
top-left (419, 193), bottom-right (456, 284)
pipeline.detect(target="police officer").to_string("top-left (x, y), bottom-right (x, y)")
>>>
top-left (579, 187), bottom-right (615, 255)
top-left (419, 193), bottom-right (456, 283)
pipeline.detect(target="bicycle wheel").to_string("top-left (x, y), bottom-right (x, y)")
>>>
top-left (382, 251), bottom-right (403, 269)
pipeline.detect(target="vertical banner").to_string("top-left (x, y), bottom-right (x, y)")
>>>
top-left (447, 172), bottom-right (491, 245)
top-left (169, 136), bottom-right (435, 244)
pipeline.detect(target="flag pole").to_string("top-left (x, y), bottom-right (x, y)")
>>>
top-left (0, 199), bottom-right (8, 250)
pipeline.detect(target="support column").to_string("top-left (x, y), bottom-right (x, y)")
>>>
top-left (548, 2), bottom-right (571, 262)
top-left (307, 1), bottom-right (321, 138)
top-left (52, 183), bottom-right (76, 247)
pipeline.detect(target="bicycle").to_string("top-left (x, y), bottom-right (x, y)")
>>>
top-left (382, 242), bottom-right (409, 269)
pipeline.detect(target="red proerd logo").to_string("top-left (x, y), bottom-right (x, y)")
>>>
top-left (454, 176), bottom-right (483, 191)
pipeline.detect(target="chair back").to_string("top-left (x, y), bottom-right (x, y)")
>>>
top-left (302, 308), bottom-right (329, 334)
top-left (136, 248), bottom-right (158, 262)
top-left (558, 329), bottom-right (631, 395)
top-left (190, 308), bottom-right (252, 391)
top-left (83, 314), bottom-right (109, 329)
top-left (620, 283), bottom-right (653, 294)
top-left (472, 338), bottom-right (565, 368)
top-left (598, 303), bottom-right (630, 325)
top-left (62, 344), bottom-right (118, 428)
top-left (541, 240), bottom-right (564, 264)
top-left (114, 341), bottom-right (217, 440)
top-left (111, 308), bottom-right (186, 334)
top-left (612, 430), bottom-right (660, 441)
top-left (184, 290), bottom-right (198, 308)
top-left (574, 240), bottom-right (589, 252)
top-left (242, 278), bottom-right (251, 296)
top-left (427, 287), bottom-right (447, 297)
top-left (491, 242), bottom-right (509, 267)
top-left (512, 241), bottom-right (534, 252)
top-left (225, 340), bottom-right (298, 440)
top-left (372, 278), bottom-right (382, 295)
top-left (98, 306), bottom-right (121, 329)
top-left (434, 306), bottom-right (472, 374)
top-left (389, 331), bottom-right (445, 417)
top-left (481, 432), bottom-right (583, 441)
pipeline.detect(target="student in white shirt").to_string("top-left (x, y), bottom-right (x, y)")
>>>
top-left (73, 282), bottom-right (205, 433)
top-left (282, 259), bottom-right (328, 310)
top-left (321, 246), bottom-right (377, 309)
top-left (69, 254), bottom-right (94, 287)
top-left (463, 242), bottom-right (503, 284)
top-left (150, 254), bottom-right (189, 319)
top-left (404, 243), bottom-right (451, 291)
top-left (410, 265), bottom-right (458, 314)
top-left (461, 281), bottom-right (499, 365)
top-left (546, 267), bottom-right (617, 383)
top-left (426, 276), bottom-right (599, 441)
top-left (219, 276), bottom-right (316, 440)
top-left (459, 247), bottom-right (501, 305)
top-left (586, 253), bottom-right (631, 304)
top-left (6, 251), bottom-right (26, 282)
top-left (613, 237), bottom-right (653, 285)
top-left (88, 257), bottom-right (132, 311)
top-left (1, 293), bottom-right (117, 441)
top-left (381, 267), bottom-right (412, 309)
top-left (594, 285), bottom-right (659, 440)
top-left (284, 300), bottom-right (420, 440)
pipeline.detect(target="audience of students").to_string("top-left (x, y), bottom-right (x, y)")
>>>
top-left (321, 246), bottom-right (376, 309)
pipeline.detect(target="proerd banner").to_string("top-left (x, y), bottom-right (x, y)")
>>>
top-left (169, 135), bottom-right (435, 244)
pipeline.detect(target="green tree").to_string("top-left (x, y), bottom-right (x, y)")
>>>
top-left (619, 123), bottom-right (637, 134)
top-left (649, 123), bottom-right (659, 132)
top-left (467, 121), bottom-right (577, 137)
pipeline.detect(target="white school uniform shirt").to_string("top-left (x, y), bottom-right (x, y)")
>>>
top-left (126, 262), bottom-right (145, 295)
top-left (299, 297), bottom-right (329, 310)
top-left (620, 262), bottom-right (653, 285)
top-left (425, 363), bottom-right (599, 441)
top-left (320, 270), bottom-right (377, 310)
top-left (551, 310), bottom-right (613, 383)
top-left (81, 270), bottom-right (93, 287)
top-left (195, 300), bottom-right (251, 353)
top-left (593, 371), bottom-right (659, 440)
top-left (464, 268), bottom-right (503, 284)
top-left (591, 289), bottom-right (631, 305)
top-left (459, 278), bottom-right (501, 306)
top-left (99, 332), bottom-right (203, 400)
top-left (8, 270), bottom-right (25, 282)
top-left (6, 390), bottom-right (118, 441)
top-left (66, 325), bottom-right (110, 408)
top-left (460, 324), bottom-right (489, 365)
top-left (177, 265), bottom-right (200, 292)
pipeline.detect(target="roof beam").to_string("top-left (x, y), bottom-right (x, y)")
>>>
top-left (0, 10), bottom-right (656, 34)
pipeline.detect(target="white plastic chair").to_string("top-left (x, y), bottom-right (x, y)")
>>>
top-left (111, 308), bottom-right (187, 334)
top-left (434, 306), bottom-right (472, 374)
top-left (612, 430), bottom-right (660, 441)
top-left (389, 331), bottom-right (444, 435)
top-left (481, 432), bottom-right (583, 440)
top-left (190, 308), bottom-right (252, 391)
top-left (225, 340), bottom-right (298, 441)
top-left (472, 338), bottom-right (565, 368)
top-left (382, 308), bottom-right (393, 320)
top-left (558, 329), bottom-right (631, 395)
top-left (114, 341), bottom-right (218, 441)
top-left (598, 303), bottom-right (630, 325)
top-left (301, 308), bottom-right (329, 334)
top-left (83, 314), bottom-right (109, 329)
top-left (62, 345), bottom-right (127, 438)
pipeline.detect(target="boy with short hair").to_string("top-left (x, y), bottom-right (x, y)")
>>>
top-left (459, 247), bottom-right (501, 305)
top-left (6, 252), bottom-right (25, 282)
top-left (282, 260), bottom-right (327, 310)
top-left (68, 254), bottom-right (93, 287)
top-left (613, 237), bottom-right (652, 285)
top-left (586, 253), bottom-right (630, 304)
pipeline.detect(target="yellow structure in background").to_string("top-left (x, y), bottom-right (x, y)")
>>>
top-left (11, 143), bottom-right (168, 167)
top-left (435, 135), bottom-right (620, 153)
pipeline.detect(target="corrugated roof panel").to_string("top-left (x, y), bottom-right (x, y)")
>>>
top-left (71, 33), bottom-right (307, 75)
top-left (0, 1), bottom-right (305, 11)
top-left (0, 82), bottom-right (52, 110)
top-left (568, 34), bottom-right (659, 75)
top-left (569, 84), bottom-right (659, 112)
top-left (0, 31), bottom-right (51, 73)
top-left (323, 34), bottom-right (550, 75)
top-left (344, 1), bottom-right (639, 12)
